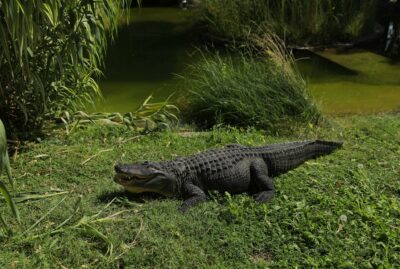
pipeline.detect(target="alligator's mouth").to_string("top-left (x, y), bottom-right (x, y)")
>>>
top-left (114, 173), bottom-right (153, 185)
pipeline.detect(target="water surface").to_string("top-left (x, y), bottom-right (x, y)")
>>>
top-left (98, 8), bottom-right (197, 112)
top-left (297, 49), bottom-right (400, 114)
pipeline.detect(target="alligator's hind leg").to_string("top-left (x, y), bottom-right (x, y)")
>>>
top-left (179, 182), bottom-right (208, 213)
top-left (251, 159), bottom-right (274, 203)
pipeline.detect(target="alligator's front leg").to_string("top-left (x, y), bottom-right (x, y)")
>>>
top-left (179, 182), bottom-right (208, 213)
top-left (251, 159), bottom-right (274, 202)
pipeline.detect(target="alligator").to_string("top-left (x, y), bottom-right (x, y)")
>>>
top-left (114, 140), bottom-right (342, 212)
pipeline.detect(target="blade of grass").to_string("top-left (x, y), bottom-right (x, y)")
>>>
top-left (81, 149), bottom-right (113, 165)
top-left (0, 190), bottom-right (69, 203)
top-left (21, 195), bottom-right (68, 235)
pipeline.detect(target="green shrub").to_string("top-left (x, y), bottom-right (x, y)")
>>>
top-left (0, 0), bottom-right (131, 138)
top-left (197, 0), bottom-right (378, 45)
top-left (179, 36), bottom-right (320, 133)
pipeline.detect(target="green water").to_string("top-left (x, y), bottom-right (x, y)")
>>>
top-left (99, 8), bottom-right (400, 115)
top-left (297, 49), bottom-right (400, 114)
top-left (98, 8), bottom-right (197, 112)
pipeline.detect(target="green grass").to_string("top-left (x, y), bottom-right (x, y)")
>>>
top-left (179, 45), bottom-right (320, 133)
top-left (0, 114), bottom-right (399, 268)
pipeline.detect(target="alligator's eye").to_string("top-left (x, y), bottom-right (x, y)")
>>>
top-left (143, 161), bottom-right (149, 166)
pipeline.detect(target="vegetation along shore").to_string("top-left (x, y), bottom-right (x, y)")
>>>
top-left (1, 0), bottom-right (399, 268)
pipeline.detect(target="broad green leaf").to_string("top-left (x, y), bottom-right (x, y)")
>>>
top-left (0, 181), bottom-right (20, 223)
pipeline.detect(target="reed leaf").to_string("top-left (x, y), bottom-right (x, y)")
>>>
top-left (0, 181), bottom-right (19, 222)
top-left (0, 119), bottom-right (20, 224)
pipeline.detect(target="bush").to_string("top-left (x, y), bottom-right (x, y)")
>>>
top-left (179, 35), bottom-right (320, 133)
top-left (197, 0), bottom-right (378, 45)
top-left (0, 0), bottom-right (131, 139)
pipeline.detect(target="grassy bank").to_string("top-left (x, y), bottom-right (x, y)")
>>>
top-left (197, 0), bottom-right (378, 45)
top-left (0, 114), bottom-right (399, 268)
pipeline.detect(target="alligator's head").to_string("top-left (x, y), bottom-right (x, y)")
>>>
top-left (114, 161), bottom-right (178, 196)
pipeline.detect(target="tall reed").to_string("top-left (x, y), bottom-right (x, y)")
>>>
top-left (0, 0), bottom-right (132, 138)
top-left (197, 0), bottom-right (378, 44)
top-left (179, 35), bottom-right (320, 132)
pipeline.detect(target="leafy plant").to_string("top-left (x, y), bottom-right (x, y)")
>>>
top-left (0, 119), bottom-right (20, 232)
top-left (0, 0), bottom-right (132, 138)
top-left (59, 95), bottom-right (180, 133)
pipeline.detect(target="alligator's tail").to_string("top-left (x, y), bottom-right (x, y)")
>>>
top-left (267, 140), bottom-right (342, 176)
top-left (313, 140), bottom-right (343, 154)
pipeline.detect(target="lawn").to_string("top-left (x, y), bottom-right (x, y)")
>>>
top-left (0, 114), bottom-right (399, 268)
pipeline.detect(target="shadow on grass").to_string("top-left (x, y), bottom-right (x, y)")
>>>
top-left (98, 190), bottom-right (164, 205)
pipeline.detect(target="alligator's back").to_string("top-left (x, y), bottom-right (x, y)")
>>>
top-left (168, 140), bottom-right (342, 178)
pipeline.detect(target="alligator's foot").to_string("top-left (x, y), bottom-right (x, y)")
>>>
top-left (180, 182), bottom-right (208, 213)
top-left (179, 195), bottom-right (208, 213)
top-left (250, 159), bottom-right (275, 203)
top-left (253, 190), bottom-right (274, 203)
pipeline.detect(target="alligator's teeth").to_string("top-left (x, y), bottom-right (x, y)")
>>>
top-left (114, 174), bottom-right (133, 182)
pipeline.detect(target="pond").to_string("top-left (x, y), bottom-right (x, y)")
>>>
top-left (98, 8), bottom-right (400, 115)
top-left (98, 8), bottom-right (195, 113)
top-left (297, 49), bottom-right (400, 114)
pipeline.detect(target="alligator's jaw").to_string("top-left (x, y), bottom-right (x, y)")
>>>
top-left (123, 185), bottom-right (157, 194)
top-left (122, 182), bottom-right (177, 196)
top-left (114, 173), bottom-right (156, 193)
top-left (114, 173), bottom-right (153, 183)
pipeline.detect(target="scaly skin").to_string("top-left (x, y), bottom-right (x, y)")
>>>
top-left (114, 140), bottom-right (342, 212)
